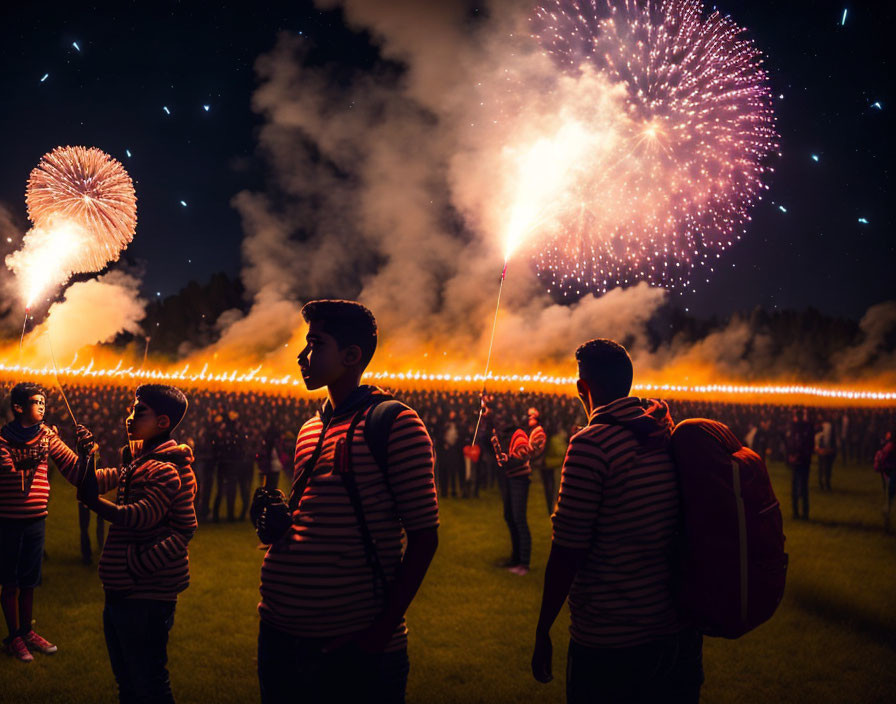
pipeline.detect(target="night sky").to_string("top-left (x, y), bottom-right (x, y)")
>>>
top-left (1, 0), bottom-right (892, 320)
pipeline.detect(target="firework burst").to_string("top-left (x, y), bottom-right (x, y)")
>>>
top-left (519, 0), bottom-right (777, 297)
top-left (8, 146), bottom-right (137, 307)
top-left (26, 145), bottom-right (137, 267)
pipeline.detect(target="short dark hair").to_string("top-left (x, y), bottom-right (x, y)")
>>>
top-left (301, 299), bottom-right (378, 368)
top-left (135, 384), bottom-right (189, 430)
top-left (575, 338), bottom-right (633, 401)
top-left (10, 382), bottom-right (45, 416)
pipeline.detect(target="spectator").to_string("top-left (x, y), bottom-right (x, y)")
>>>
top-left (787, 408), bottom-right (815, 520)
top-left (531, 339), bottom-right (702, 702)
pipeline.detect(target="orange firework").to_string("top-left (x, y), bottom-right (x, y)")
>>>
top-left (7, 146), bottom-right (137, 309)
top-left (26, 146), bottom-right (137, 270)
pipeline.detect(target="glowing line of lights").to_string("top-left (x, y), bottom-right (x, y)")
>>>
top-left (0, 362), bottom-right (893, 402)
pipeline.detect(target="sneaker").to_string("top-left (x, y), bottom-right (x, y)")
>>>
top-left (5, 636), bottom-right (34, 662)
top-left (509, 565), bottom-right (530, 576)
top-left (23, 631), bottom-right (57, 654)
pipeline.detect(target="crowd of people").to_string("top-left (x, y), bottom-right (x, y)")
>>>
top-left (1, 379), bottom-right (893, 521)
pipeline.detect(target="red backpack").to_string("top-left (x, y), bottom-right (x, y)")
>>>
top-left (670, 418), bottom-right (788, 638)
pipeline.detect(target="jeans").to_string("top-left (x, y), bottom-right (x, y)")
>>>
top-left (790, 463), bottom-right (810, 518)
top-left (499, 475), bottom-right (531, 566)
top-left (258, 620), bottom-right (410, 704)
top-left (566, 630), bottom-right (704, 704)
top-left (103, 598), bottom-right (176, 704)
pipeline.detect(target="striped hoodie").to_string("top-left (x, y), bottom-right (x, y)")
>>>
top-left (259, 386), bottom-right (439, 652)
top-left (0, 424), bottom-right (80, 520)
top-left (95, 440), bottom-right (197, 601)
top-left (552, 397), bottom-right (682, 648)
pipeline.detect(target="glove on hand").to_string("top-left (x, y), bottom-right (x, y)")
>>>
top-left (256, 493), bottom-right (292, 545)
top-left (75, 425), bottom-right (98, 458)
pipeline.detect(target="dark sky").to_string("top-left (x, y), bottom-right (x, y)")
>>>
top-left (1, 0), bottom-right (892, 319)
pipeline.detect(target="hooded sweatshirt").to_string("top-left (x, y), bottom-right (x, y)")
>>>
top-left (259, 385), bottom-right (439, 652)
top-left (551, 396), bottom-right (681, 648)
top-left (94, 439), bottom-right (197, 601)
top-left (0, 423), bottom-right (80, 520)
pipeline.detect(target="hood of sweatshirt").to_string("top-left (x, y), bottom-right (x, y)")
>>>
top-left (136, 438), bottom-right (195, 468)
top-left (589, 397), bottom-right (674, 450)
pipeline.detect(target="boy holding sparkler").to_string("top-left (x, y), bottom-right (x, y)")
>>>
top-left (76, 384), bottom-right (197, 703)
top-left (252, 300), bottom-right (439, 704)
top-left (0, 381), bottom-right (86, 662)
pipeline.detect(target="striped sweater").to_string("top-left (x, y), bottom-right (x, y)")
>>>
top-left (259, 386), bottom-right (439, 651)
top-left (0, 424), bottom-right (80, 520)
top-left (94, 440), bottom-right (197, 601)
top-left (504, 429), bottom-right (532, 479)
top-left (552, 397), bottom-right (682, 648)
top-left (528, 423), bottom-right (547, 471)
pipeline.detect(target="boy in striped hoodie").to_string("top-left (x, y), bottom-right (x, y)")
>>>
top-left (1, 382), bottom-right (84, 662)
top-left (531, 339), bottom-right (702, 703)
top-left (76, 384), bottom-right (197, 704)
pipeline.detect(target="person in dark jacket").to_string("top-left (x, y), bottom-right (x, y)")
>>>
top-left (786, 408), bottom-right (815, 520)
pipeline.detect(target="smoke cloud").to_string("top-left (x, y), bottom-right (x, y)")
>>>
top-left (24, 271), bottom-right (146, 364)
top-left (214, 0), bottom-right (892, 387)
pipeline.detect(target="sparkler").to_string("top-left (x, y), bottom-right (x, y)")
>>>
top-left (518, 0), bottom-right (777, 296)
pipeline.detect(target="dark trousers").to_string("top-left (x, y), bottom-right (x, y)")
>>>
top-left (790, 463), bottom-right (810, 519)
top-left (78, 502), bottom-right (105, 563)
top-left (257, 620), bottom-right (410, 704)
top-left (194, 460), bottom-right (213, 522)
top-left (566, 630), bottom-right (704, 704)
top-left (538, 467), bottom-right (556, 515)
top-left (213, 461), bottom-right (239, 521)
top-left (103, 598), bottom-right (176, 704)
top-left (817, 455), bottom-right (834, 491)
top-left (498, 475), bottom-right (531, 566)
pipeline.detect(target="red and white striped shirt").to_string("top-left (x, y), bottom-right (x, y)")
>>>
top-left (504, 429), bottom-right (532, 479)
top-left (0, 425), bottom-right (80, 520)
top-left (552, 397), bottom-right (681, 647)
top-left (95, 440), bottom-right (197, 601)
top-left (259, 388), bottom-right (439, 651)
top-left (529, 423), bottom-right (547, 471)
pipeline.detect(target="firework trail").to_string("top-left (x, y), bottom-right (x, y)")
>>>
top-left (7, 146), bottom-right (137, 308)
top-left (511, 0), bottom-right (777, 297)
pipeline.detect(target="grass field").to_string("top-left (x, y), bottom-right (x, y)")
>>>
top-left (2, 458), bottom-right (895, 703)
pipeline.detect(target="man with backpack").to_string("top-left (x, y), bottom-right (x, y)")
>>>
top-left (251, 300), bottom-right (440, 704)
top-left (531, 339), bottom-right (703, 703)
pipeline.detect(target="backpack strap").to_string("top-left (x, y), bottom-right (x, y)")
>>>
top-left (363, 399), bottom-right (407, 477)
top-left (341, 410), bottom-right (390, 603)
top-left (287, 418), bottom-right (330, 513)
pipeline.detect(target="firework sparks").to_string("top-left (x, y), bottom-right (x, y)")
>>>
top-left (510, 0), bottom-right (778, 297)
top-left (6, 146), bottom-right (137, 307)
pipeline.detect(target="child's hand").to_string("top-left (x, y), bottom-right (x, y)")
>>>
top-left (75, 425), bottom-right (98, 458)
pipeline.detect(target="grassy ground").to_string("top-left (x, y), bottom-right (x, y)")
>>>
top-left (1, 459), bottom-right (894, 703)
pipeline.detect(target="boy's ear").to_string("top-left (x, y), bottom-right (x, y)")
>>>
top-left (11, 404), bottom-right (22, 415)
top-left (158, 415), bottom-right (172, 431)
top-left (342, 344), bottom-right (363, 367)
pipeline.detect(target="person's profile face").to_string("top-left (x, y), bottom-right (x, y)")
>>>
top-left (16, 394), bottom-right (45, 427)
top-left (126, 396), bottom-right (169, 441)
top-left (298, 321), bottom-right (350, 392)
